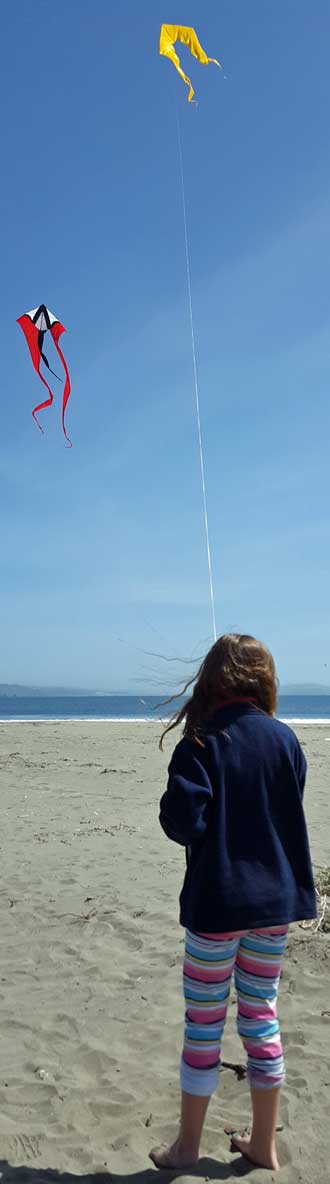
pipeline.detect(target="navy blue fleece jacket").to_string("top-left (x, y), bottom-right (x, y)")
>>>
top-left (160, 703), bottom-right (316, 932)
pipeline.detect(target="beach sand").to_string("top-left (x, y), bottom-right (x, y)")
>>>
top-left (0, 721), bottom-right (329, 1183)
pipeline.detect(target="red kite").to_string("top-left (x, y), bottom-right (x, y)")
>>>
top-left (17, 304), bottom-right (72, 445)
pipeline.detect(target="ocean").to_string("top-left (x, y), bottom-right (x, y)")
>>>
top-left (0, 694), bottom-right (330, 723)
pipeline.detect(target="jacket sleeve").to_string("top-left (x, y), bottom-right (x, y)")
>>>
top-left (159, 739), bottom-right (213, 847)
top-left (294, 739), bottom-right (307, 799)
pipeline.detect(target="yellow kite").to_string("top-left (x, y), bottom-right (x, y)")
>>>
top-left (159, 24), bottom-right (221, 102)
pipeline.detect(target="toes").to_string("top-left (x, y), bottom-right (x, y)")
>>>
top-left (225, 1125), bottom-right (250, 1138)
top-left (230, 1136), bottom-right (250, 1159)
top-left (149, 1147), bottom-right (166, 1168)
top-left (149, 1145), bottom-right (197, 1172)
top-left (149, 1147), bottom-right (163, 1167)
top-left (230, 1136), bottom-right (241, 1153)
top-left (149, 1146), bottom-right (176, 1170)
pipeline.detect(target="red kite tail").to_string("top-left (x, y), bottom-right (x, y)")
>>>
top-left (51, 322), bottom-right (72, 447)
top-left (32, 375), bottom-right (54, 433)
top-left (17, 314), bottom-right (54, 434)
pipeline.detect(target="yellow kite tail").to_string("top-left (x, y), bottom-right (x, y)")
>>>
top-left (159, 24), bottom-right (221, 102)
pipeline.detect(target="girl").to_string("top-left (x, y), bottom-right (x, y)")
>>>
top-left (150, 634), bottom-right (316, 1173)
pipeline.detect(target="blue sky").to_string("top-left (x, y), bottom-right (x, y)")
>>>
top-left (1, 1), bottom-right (330, 691)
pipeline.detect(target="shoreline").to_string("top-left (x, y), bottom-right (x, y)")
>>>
top-left (1, 715), bottom-right (330, 724)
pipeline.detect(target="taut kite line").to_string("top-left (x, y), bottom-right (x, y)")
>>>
top-left (159, 24), bottom-right (222, 640)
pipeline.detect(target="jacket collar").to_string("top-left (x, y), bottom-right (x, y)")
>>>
top-left (210, 699), bottom-right (259, 726)
top-left (214, 697), bottom-right (257, 710)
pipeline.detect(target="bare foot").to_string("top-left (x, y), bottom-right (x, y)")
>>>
top-left (150, 1139), bottom-right (199, 1171)
top-left (230, 1134), bottom-right (280, 1172)
top-left (224, 1125), bottom-right (250, 1138)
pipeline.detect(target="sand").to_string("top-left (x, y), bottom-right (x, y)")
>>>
top-left (0, 720), bottom-right (329, 1184)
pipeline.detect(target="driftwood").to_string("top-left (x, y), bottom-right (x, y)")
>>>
top-left (222, 1060), bottom-right (247, 1080)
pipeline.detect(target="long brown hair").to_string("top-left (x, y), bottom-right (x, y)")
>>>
top-left (160, 633), bottom-right (277, 748)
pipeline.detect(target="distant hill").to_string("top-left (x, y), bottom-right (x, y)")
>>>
top-left (0, 683), bottom-right (329, 699)
top-left (0, 685), bottom-right (99, 698)
top-left (280, 684), bottom-right (330, 696)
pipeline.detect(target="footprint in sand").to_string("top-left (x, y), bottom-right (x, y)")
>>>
top-left (90, 1088), bottom-right (135, 1120)
top-left (0, 1134), bottom-right (41, 1162)
top-left (108, 914), bottom-right (143, 951)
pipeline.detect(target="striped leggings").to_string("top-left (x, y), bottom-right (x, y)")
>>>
top-left (181, 926), bottom-right (288, 1096)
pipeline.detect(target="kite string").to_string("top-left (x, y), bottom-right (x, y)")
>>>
top-left (176, 112), bottom-right (217, 644)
